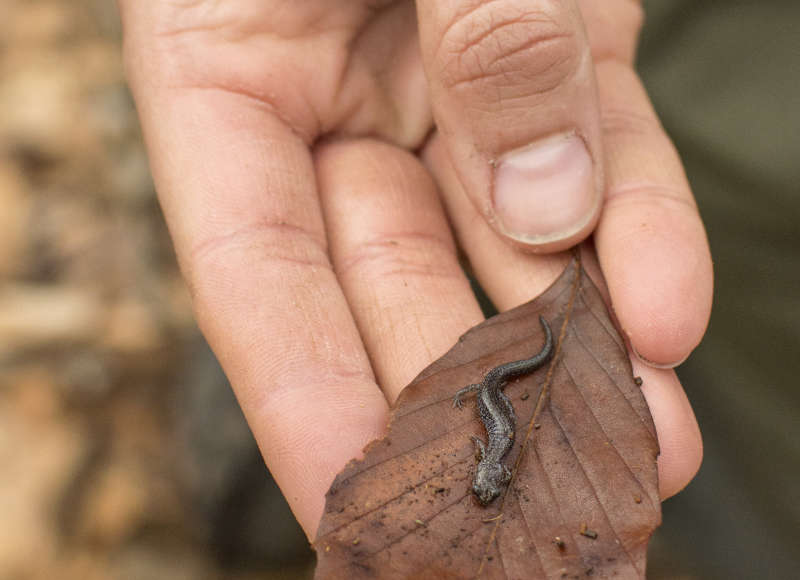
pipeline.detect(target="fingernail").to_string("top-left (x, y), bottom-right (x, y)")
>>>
top-left (632, 344), bottom-right (689, 370)
top-left (492, 132), bottom-right (599, 243)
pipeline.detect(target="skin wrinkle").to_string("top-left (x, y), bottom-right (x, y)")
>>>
top-left (592, 49), bottom-right (639, 69)
top-left (186, 84), bottom-right (320, 145)
top-left (334, 231), bottom-right (460, 280)
top-left (434, 0), bottom-right (510, 53)
top-left (149, 1), bottom-right (358, 43)
top-left (609, 88), bottom-right (670, 132)
top-left (187, 219), bottom-right (331, 277)
top-left (343, 258), bottom-right (465, 284)
top-left (483, 32), bottom-right (575, 76)
top-left (447, 10), bottom-right (561, 61)
top-left (143, 5), bottom-right (430, 149)
top-left (439, 18), bottom-right (578, 94)
top-left (151, 12), bottom-right (254, 43)
top-left (137, 48), bottom-right (322, 143)
top-left (344, 1), bottom-right (412, 76)
top-left (600, 106), bottom-right (667, 139)
top-left (323, 7), bottom-right (397, 137)
top-left (445, 33), bottom-right (578, 92)
top-left (604, 183), bottom-right (699, 212)
top-left (337, 4), bottom-right (431, 148)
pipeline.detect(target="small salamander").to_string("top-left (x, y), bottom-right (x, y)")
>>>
top-left (453, 315), bottom-right (553, 505)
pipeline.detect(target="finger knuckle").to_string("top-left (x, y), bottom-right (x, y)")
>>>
top-left (335, 233), bottom-right (460, 282)
top-left (437, 2), bottom-right (582, 98)
top-left (186, 220), bottom-right (331, 314)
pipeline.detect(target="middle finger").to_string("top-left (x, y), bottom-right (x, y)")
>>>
top-left (315, 138), bottom-right (484, 401)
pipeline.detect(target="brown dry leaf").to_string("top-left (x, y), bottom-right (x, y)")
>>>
top-left (314, 256), bottom-right (660, 579)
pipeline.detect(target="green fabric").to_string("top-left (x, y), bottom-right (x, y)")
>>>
top-left (638, 2), bottom-right (800, 578)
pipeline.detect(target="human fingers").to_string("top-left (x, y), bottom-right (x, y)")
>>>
top-left (416, 0), bottom-right (605, 251)
top-left (579, 0), bottom-right (713, 366)
top-left (634, 361), bottom-right (703, 499)
top-left (120, 15), bottom-right (391, 538)
top-left (424, 137), bottom-right (703, 497)
top-left (315, 139), bottom-right (483, 403)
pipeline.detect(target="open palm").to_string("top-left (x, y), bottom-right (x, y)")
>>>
top-left (119, 0), bottom-right (711, 537)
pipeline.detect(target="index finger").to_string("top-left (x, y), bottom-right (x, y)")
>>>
top-left (120, 11), bottom-right (389, 536)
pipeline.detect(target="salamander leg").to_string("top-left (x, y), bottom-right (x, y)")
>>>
top-left (453, 383), bottom-right (481, 409)
top-left (470, 435), bottom-right (487, 461)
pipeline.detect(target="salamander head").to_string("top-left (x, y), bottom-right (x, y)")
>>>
top-left (472, 461), bottom-right (511, 505)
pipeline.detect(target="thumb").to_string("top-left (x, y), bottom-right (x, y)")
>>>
top-left (417, 0), bottom-right (603, 252)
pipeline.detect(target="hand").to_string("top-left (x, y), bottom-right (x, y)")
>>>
top-left (119, 0), bottom-right (711, 538)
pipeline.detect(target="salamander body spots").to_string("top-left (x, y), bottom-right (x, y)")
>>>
top-left (453, 316), bottom-right (554, 505)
